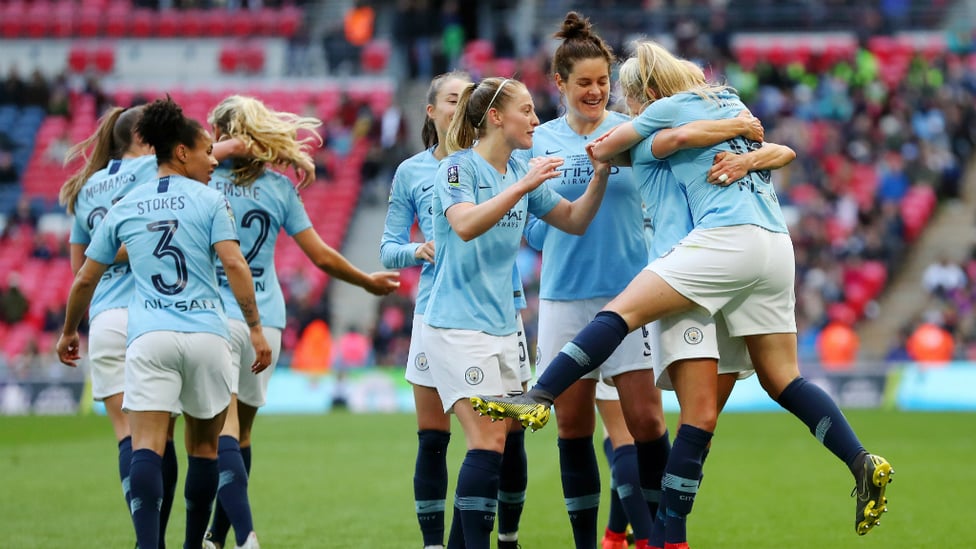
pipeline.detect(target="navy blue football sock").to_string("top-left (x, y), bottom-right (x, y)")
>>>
top-left (533, 311), bottom-right (630, 400)
top-left (662, 425), bottom-right (711, 546)
top-left (636, 430), bottom-right (670, 521)
top-left (649, 504), bottom-right (666, 548)
top-left (776, 376), bottom-right (866, 468)
top-left (216, 436), bottom-right (253, 547)
top-left (415, 430), bottom-right (451, 547)
top-left (699, 447), bottom-right (710, 487)
top-left (455, 449), bottom-right (502, 549)
top-left (129, 449), bottom-right (163, 549)
top-left (184, 456), bottom-right (219, 549)
top-left (159, 440), bottom-right (177, 549)
top-left (558, 436), bottom-right (601, 549)
top-left (603, 438), bottom-right (628, 535)
top-left (497, 430), bottom-right (527, 538)
top-left (240, 444), bottom-right (252, 474)
top-left (119, 436), bottom-right (133, 509)
top-left (446, 506), bottom-right (464, 549)
top-left (613, 443), bottom-right (653, 541)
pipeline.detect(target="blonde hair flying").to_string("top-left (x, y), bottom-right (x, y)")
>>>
top-left (208, 95), bottom-right (322, 187)
top-left (623, 41), bottom-right (727, 105)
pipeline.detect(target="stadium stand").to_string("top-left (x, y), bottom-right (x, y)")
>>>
top-left (0, 0), bottom-right (973, 369)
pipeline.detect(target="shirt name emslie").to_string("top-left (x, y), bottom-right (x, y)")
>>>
top-left (144, 298), bottom-right (219, 312)
top-left (214, 180), bottom-right (261, 199)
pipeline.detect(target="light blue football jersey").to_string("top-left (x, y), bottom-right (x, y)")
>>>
top-left (380, 148), bottom-right (438, 314)
top-left (86, 175), bottom-right (239, 344)
top-left (68, 155), bottom-right (157, 318)
top-left (210, 166), bottom-right (313, 329)
top-left (633, 90), bottom-right (788, 233)
top-left (425, 148), bottom-right (561, 336)
top-left (630, 138), bottom-right (695, 260)
top-left (521, 112), bottom-right (646, 299)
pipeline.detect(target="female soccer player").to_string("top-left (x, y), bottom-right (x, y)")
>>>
top-left (381, 71), bottom-right (531, 549)
top-left (480, 41), bottom-right (893, 546)
top-left (58, 103), bottom-right (251, 549)
top-left (204, 95), bottom-right (400, 549)
top-left (424, 75), bottom-right (610, 549)
top-left (518, 13), bottom-right (666, 549)
top-left (617, 54), bottom-right (797, 548)
top-left (57, 97), bottom-right (272, 549)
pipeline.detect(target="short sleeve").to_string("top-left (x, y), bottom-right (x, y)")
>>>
top-left (438, 156), bottom-right (476, 209)
top-left (69, 215), bottom-right (90, 245)
top-left (85, 211), bottom-right (121, 265)
top-left (633, 99), bottom-right (679, 138)
top-left (526, 183), bottom-right (561, 219)
top-left (210, 196), bottom-right (240, 245)
top-left (281, 185), bottom-right (313, 236)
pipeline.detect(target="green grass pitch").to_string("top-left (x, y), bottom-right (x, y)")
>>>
top-left (1, 410), bottom-right (973, 548)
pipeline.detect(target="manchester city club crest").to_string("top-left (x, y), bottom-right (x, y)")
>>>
top-left (465, 366), bottom-right (484, 385)
top-left (415, 353), bottom-right (428, 371)
top-left (684, 327), bottom-right (703, 345)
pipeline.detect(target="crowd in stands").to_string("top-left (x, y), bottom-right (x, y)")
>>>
top-left (366, 17), bottom-right (976, 369)
top-left (3, 2), bottom-right (976, 374)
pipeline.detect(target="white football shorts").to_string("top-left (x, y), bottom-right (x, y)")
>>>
top-left (536, 297), bottom-right (654, 384)
top-left (647, 225), bottom-right (797, 337)
top-left (123, 331), bottom-right (233, 419)
top-left (88, 308), bottom-right (128, 401)
top-left (405, 314), bottom-right (434, 388)
top-left (653, 306), bottom-right (754, 391)
top-left (227, 319), bottom-right (282, 408)
top-left (422, 323), bottom-right (522, 414)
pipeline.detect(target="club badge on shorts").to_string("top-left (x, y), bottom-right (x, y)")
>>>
top-left (464, 366), bottom-right (484, 385)
top-left (415, 352), bottom-right (428, 371)
top-left (684, 327), bottom-right (703, 345)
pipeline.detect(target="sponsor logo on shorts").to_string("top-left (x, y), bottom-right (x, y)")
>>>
top-left (684, 327), bottom-right (703, 345)
top-left (464, 366), bottom-right (484, 385)
top-left (415, 353), bottom-right (429, 371)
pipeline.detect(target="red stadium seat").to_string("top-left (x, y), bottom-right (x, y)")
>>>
top-left (156, 10), bottom-right (179, 38)
top-left (105, 8), bottom-right (128, 38)
top-left (228, 10), bottom-right (258, 38)
top-left (361, 40), bottom-right (390, 73)
top-left (276, 6), bottom-right (301, 38)
top-left (77, 9), bottom-right (102, 38)
top-left (180, 10), bottom-right (204, 37)
top-left (68, 46), bottom-right (91, 73)
top-left (219, 46), bottom-right (241, 73)
top-left (93, 46), bottom-right (115, 74)
top-left (0, 1), bottom-right (26, 38)
top-left (51, 12), bottom-right (74, 38)
top-left (131, 9), bottom-right (154, 38)
top-left (24, 11), bottom-right (50, 38)
top-left (195, 9), bottom-right (228, 37)
top-left (241, 44), bottom-right (266, 74)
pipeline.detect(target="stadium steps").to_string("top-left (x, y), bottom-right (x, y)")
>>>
top-left (857, 158), bottom-right (976, 358)
top-left (328, 201), bottom-right (390, 339)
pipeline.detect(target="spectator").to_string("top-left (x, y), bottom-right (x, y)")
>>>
top-left (2, 197), bottom-right (38, 239)
top-left (335, 326), bottom-right (372, 370)
top-left (0, 68), bottom-right (26, 106)
top-left (0, 273), bottom-right (29, 324)
top-left (0, 150), bottom-right (18, 185)
top-left (333, 0), bottom-right (375, 75)
top-left (922, 255), bottom-right (966, 297)
top-left (44, 128), bottom-right (72, 165)
top-left (24, 69), bottom-right (50, 110)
